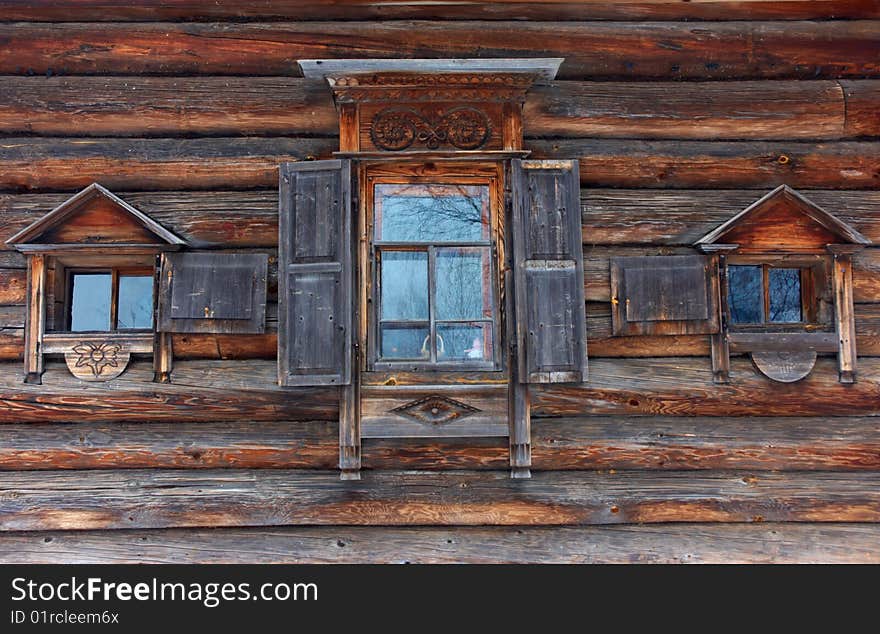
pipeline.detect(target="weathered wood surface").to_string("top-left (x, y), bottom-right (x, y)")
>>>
top-left (5, 77), bottom-right (877, 140)
top-left (2, 523), bottom-right (878, 564)
top-left (0, 360), bottom-right (338, 423)
top-left (1, 21), bottom-right (878, 80)
top-left (3, 1), bottom-right (878, 21)
top-left (1, 356), bottom-right (880, 422)
top-left (2, 469), bottom-right (879, 530)
top-left (0, 416), bottom-right (877, 471)
top-left (531, 356), bottom-right (880, 417)
top-left (1, 138), bottom-right (878, 192)
top-left (6, 189), bottom-right (880, 250)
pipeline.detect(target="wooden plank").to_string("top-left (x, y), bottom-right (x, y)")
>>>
top-left (0, 416), bottom-right (877, 472)
top-left (4, 190), bottom-right (879, 267)
top-left (4, 77), bottom-right (872, 141)
top-left (3, 138), bottom-right (878, 193)
top-left (582, 190), bottom-right (880, 245)
top-left (2, 468), bottom-right (879, 530)
top-left (1, 21), bottom-right (878, 80)
top-left (532, 356), bottom-right (880, 417)
top-left (2, 523), bottom-right (878, 564)
top-left (536, 139), bottom-right (880, 189)
top-left (3, 1), bottom-right (878, 21)
top-left (0, 360), bottom-right (338, 423)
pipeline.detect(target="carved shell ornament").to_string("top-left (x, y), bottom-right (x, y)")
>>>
top-left (371, 106), bottom-right (491, 151)
top-left (64, 340), bottom-right (131, 381)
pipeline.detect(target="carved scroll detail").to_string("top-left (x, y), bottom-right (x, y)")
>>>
top-left (370, 106), bottom-right (491, 151)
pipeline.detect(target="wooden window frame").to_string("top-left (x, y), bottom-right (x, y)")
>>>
top-left (725, 254), bottom-right (830, 334)
top-left (361, 162), bottom-right (505, 373)
top-left (63, 265), bottom-right (155, 333)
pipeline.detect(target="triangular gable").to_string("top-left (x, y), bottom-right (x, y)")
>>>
top-left (6, 183), bottom-right (185, 249)
top-left (695, 185), bottom-right (870, 250)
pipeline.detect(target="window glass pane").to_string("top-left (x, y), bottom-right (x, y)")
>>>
top-left (436, 323), bottom-right (493, 362)
top-left (380, 251), bottom-right (428, 320)
top-left (117, 275), bottom-right (154, 329)
top-left (380, 324), bottom-right (430, 360)
top-left (728, 265), bottom-right (763, 324)
top-left (375, 184), bottom-right (489, 243)
top-left (70, 273), bottom-right (112, 331)
top-left (769, 268), bottom-right (802, 323)
top-left (435, 247), bottom-right (492, 321)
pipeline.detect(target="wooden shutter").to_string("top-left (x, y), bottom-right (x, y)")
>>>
top-left (511, 159), bottom-right (588, 384)
top-left (279, 160), bottom-right (352, 387)
top-left (158, 252), bottom-right (268, 334)
top-left (610, 255), bottom-right (720, 336)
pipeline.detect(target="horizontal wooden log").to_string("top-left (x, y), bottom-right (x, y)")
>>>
top-left (0, 269), bottom-right (26, 305)
top-left (532, 356), bottom-right (880, 417)
top-left (2, 138), bottom-right (879, 192)
top-left (5, 190), bottom-right (880, 253)
top-left (582, 189), bottom-right (880, 245)
top-left (3, 1), bottom-right (877, 22)
top-left (2, 468), bottom-right (879, 530)
top-left (5, 77), bottom-right (875, 140)
top-left (2, 21), bottom-right (878, 80)
top-left (536, 139), bottom-right (880, 189)
top-left (0, 416), bottom-right (877, 472)
top-left (0, 360), bottom-right (338, 423)
top-left (2, 356), bottom-right (880, 422)
top-left (2, 523), bottom-right (878, 564)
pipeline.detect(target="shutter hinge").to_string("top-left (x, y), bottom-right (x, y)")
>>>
top-left (611, 296), bottom-right (619, 306)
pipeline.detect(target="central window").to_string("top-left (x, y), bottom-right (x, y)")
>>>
top-left (67, 267), bottom-right (154, 332)
top-left (371, 181), bottom-right (498, 368)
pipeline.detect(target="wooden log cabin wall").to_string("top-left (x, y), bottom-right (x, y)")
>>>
top-left (1, 0), bottom-right (879, 563)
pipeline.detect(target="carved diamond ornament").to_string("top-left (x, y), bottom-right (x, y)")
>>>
top-left (390, 395), bottom-right (481, 425)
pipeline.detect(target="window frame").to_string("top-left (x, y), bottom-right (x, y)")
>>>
top-left (725, 254), bottom-right (830, 334)
top-left (362, 163), bottom-right (504, 372)
top-left (64, 265), bottom-right (155, 333)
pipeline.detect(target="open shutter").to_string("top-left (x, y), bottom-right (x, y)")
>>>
top-left (610, 255), bottom-right (720, 336)
top-left (158, 252), bottom-right (268, 334)
top-left (511, 159), bottom-right (588, 383)
top-left (279, 160), bottom-right (352, 386)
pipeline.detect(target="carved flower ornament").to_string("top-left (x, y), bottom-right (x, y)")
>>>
top-left (71, 341), bottom-right (122, 377)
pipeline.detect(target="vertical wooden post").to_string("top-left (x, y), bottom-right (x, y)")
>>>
top-left (339, 379), bottom-right (361, 480)
top-left (23, 254), bottom-right (46, 384)
top-left (338, 102), bottom-right (359, 153)
top-left (502, 101), bottom-right (523, 152)
top-left (699, 244), bottom-right (737, 384)
top-left (153, 253), bottom-right (173, 383)
top-left (829, 245), bottom-right (861, 384)
top-left (509, 380), bottom-right (531, 479)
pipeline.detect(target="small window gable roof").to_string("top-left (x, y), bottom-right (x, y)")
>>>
top-left (695, 185), bottom-right (870, 248)
top-left (6, 183), bottom-right (185, 250)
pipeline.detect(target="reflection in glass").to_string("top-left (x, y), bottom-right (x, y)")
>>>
top-left (376, 184), bottom-right (488, 243)
top-left (380, 325), bottom-right (430, 359)
top-left (380, 251), bottom-right (428, 320)
top-left (436, 323), bottom-right (492, 361)
top-left (728, 265), bottom-right (763, 324)
top-left (435, 248), bottom-right (490, 320)
top-left (70, 273), bottom-right (112, 331)
top-left (118, 275), bottom-right (154, 329)
top-left (769, 268), bottom-right (802, 323)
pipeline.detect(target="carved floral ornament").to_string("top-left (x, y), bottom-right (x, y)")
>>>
top-left (371, 106), bottom-right (492, 151)
top-left (63, 340), bottom-right (131, 382)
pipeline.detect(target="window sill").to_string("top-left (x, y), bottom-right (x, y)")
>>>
top-left (42, 331), bottom-right (154, 354)
top-left (728, 331), bottom-right (839, 354)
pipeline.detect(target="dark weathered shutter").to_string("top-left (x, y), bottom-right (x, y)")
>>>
top-left (610, 255), bottom-right (720, 336)
top-left (279, 160), bottom-right (352, 387)
top-left (158, 252), bottom-right (268, 333)
top-left (511, 159), bottom-right (588, 383)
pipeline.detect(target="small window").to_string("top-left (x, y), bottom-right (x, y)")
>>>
top-left (68, 269), bottom-right (154, 332)
top-left (373, 183), bottom-right (495, 366)
top-left (728, 264), bottom-right (805, 325)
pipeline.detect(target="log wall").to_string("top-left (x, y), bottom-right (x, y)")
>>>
top-left (0, 1), bottom-right (878, 560)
